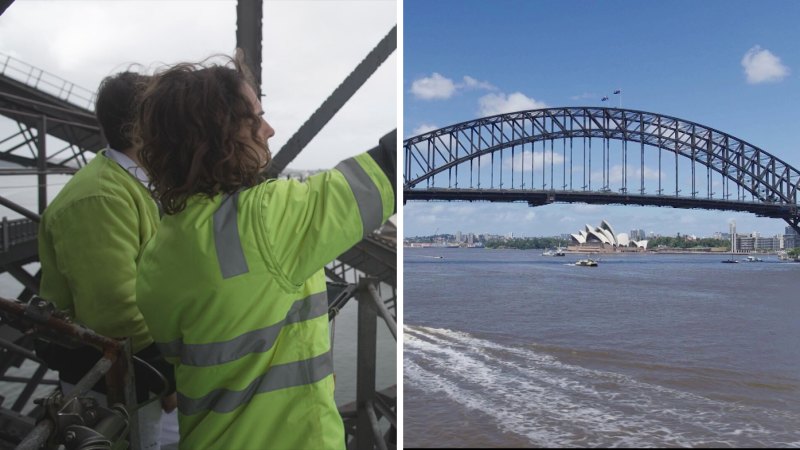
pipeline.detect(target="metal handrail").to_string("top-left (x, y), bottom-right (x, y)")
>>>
top-left (0, 296), bottom-right (139, 449)
top-left (0, 53), bottom-right (96, 111)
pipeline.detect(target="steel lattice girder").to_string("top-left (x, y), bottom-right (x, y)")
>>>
top-left (0, 74), bottom-right (102, 169)
top-left (403, 107), bottom-right (800, 208)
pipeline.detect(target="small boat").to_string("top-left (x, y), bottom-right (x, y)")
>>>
top-left (574, 258), bottom-right (598, 267)
top-left (721, 258), bottom-right (739, 264)
top-left (542, 247), bottom-right (566, 257)
top-left (745, 255), bottom-right (763, 262)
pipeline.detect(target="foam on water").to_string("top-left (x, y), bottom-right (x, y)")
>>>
top-left (404, 324), bottom-right (800, 448)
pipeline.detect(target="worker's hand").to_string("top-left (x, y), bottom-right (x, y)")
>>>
top-left (161, 392), bottom-right (178, 413)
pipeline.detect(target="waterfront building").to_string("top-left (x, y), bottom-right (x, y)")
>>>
top-left (784, 226), bottom-right (799, 249)
top-left (736, 233), bottom-right (781, 252)
top-left (629, 229), bottom-right (646, 241)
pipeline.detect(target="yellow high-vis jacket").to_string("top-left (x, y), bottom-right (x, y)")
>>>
top-left (136, 140), bottom-right (395, 449)
top-left (39, 151), bottom-right (159, 353)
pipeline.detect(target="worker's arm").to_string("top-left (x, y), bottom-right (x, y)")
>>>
top-left (254, 130), bottom-right (396, 290)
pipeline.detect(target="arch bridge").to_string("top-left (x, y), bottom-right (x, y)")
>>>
top-left (404, 107), bottom-right (800, 233)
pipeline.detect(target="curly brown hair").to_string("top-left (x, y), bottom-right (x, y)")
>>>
top-left (135, 57), bottom-right (269, 215)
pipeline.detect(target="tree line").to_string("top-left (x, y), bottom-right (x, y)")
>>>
top-left (485, 237), bottom-right (567, 249)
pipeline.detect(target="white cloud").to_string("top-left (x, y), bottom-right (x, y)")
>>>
top-left (412, 124), bottom-right (439, 136)
top-left (741, 45), bottom-right (789, 84)
top-left (572, 204), bottom-right (603, 212)
top-left (461, 75), bottom-right (496, 91)
top-left (478, 92), bottom-right (547, 116)
top-left (503, 150), bottom-right (565, 172)
top-left (410, 72), bottom-right (457, 99)
top-left (570, 92), bottom-right (598, 101)
top-left (409, 73), bottom-right (496, 100)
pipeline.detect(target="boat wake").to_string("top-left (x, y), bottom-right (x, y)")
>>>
top-left (404, 324), bottom-right (800, 448)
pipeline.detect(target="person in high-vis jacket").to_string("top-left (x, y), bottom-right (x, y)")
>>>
top-left (37, 72), bottom-right (178, 449)
top-left (134, 57), bottom-right (396, 449)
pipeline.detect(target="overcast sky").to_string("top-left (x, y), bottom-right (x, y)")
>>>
top-left (0, 0), bottom-right (397, 171)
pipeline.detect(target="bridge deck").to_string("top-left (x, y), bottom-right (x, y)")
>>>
top-left (405, 188), bottom-right (799, 221)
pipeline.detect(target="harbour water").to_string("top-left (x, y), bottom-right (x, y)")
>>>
top-left (404, 248), bottom-right (800, 447)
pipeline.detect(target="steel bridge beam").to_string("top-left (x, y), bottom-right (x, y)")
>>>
top-left (404, 107), bottom-right (800, 232)
top-left (265, 26), bottom-right (396, 178)
top-left (0, 77), bottom-right (103, 166)
top-left (405, 187), bottom-right (800, 224)
top-left (236, 0), bottom-right (262, 97)
top-left (0, 0), bottom-right (15, 16)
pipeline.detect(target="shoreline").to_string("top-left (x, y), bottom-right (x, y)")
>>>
top-left (404, 246), bottom-right (787, 256)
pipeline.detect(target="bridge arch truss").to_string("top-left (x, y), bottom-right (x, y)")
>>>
top-left (404, 107), bottom-right (800, 232)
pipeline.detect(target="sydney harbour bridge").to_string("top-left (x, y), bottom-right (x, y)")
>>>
top-left (404, 107), bottom-right (800, 235)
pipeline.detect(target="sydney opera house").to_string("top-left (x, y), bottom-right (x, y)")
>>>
top-left (569, 220), bottom-right (648, 251)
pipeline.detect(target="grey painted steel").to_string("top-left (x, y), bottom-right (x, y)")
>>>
top-left (121, 339), bottom-right (139, 450)
top-left (0, 53), bottom-right (96, 111)
top-left (336, 235), bottom-right (396, 287)
top-left (336, 158), bottom-right (385, 237)
top-left (0, 196), bottom-right (39, 221)
top-left (64, 357), bottom-right (114, 403)
top-left (0, 0), bottom-right (15, 16)
top-left (404, 107), bottom-right (800, 232)
top-left (4, 266), bottom-right (38, 294)
top-left (266, 25), bottom-right (396, 178)
top-left (0, 74), bottom-right (103, 168)
top-left (355, 279), bottom-right (378, 450)
top-left (11, 363), bottom-right (47, 412)
top-left (365, 402), bottom-right (388, 450)
top-left (15, 420), bottom-right (53, 450)
top-left (235, 0), bottom-right (262, 97)
top-left (213, 192), bottom-right (249, 279)
top-left (177, 351), bottom-right (333, 415)
top-left (0, 167), bottom-right (76, 176)
top-left (407, 188), bottom-right (798, 218)
top-left (158, 292), bottom-right (327, 367)
top-left (36, 115), bottom-right (45, 214)
top-left (367, 283), bottom-right (395, 340)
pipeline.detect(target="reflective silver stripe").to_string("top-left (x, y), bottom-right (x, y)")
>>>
top-left (335, 157), bottom-right (383, 237)
top-left (155, 292), bottom-right (328, 366)
top-left (177, 351), bottom-right (333, 415)
top-left (213, 192), bottom-right (249, 278)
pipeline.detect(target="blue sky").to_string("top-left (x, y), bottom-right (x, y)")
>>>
top-left (403, 0), bottom-right (800, 238)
